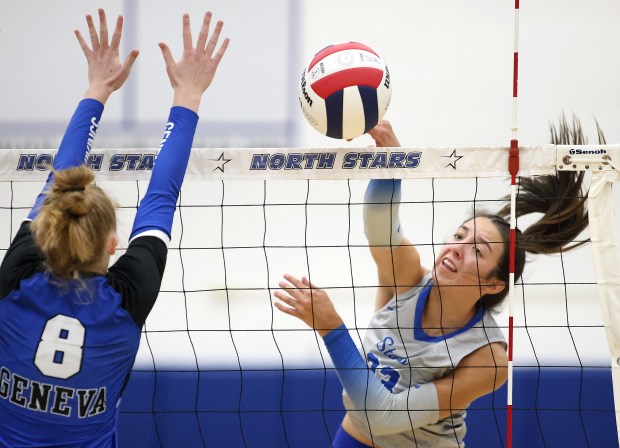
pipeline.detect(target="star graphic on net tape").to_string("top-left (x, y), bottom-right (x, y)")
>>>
top-left (210, 152), bottom-right (231, 173)
top-left (443, 149), bottom-right (463, 170)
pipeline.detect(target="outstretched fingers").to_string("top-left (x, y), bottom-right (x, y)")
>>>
top-left (187, 11), bottom-right (229, 66)
top-left (204, 19), bottom-right (224, 58)
top-left (274, 274), bottom-right (341, 335)
top-left (211, 34), bottom-right (230, 69)
top-left (74, 29), bottom-right (92, 58)
top-left (274, 301), bottom-right (299, 318)
top-left (301, 276), bottom-right (321, 291)
top-left (162, 11), bottom-right (229, 111)
top-left (79, 9), bottom-right (139, 103)
top-left (75, 9), bottom-right (123, 58)
top-left (291, 274), bottom-right (324, 296)
top-left (274, 290), bottom-right (299, 313)
top-left (280, 274), bottom-right (310, 295)
top-left (158, 42), bottom-right (175, 70)
top-left (195, 11), bottom-right (212, 53)
top-left (181, 13), bottom-right (192, 53)
top-left (85, 14), bottom-right (99, 52)
top-left (119, 49), bottom-right (140, 82)
top-left (109, 14), bottom-right (124, 51)
top-left (279, 276), bottom-right (307, 301)
top-left (98, 9), bottom-right (109, 49)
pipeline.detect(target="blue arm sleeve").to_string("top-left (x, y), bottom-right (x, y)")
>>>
top-left (130, 106), bottom-right (199, 242)
top-left (323, 324), bottom-right (439, 435)
top-left (364, 179), bottom-right (402, 204)
top-left (28, 98), bottom-right (104, 220)
top-left (323, 324), bottom-right (385, 405)
top-left (363, 179), bottom-right (403, 246)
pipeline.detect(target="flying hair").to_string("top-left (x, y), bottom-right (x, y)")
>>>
top-left (479, 114), bottom-right (593, 310)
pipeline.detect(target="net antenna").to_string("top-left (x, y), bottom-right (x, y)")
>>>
top-left (506, 0), bottom-right (520, 445)
top-left (507, 2), bottom-right (620, 445)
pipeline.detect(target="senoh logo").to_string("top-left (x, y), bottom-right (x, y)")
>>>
top-left (569, 148), bottom-right (607, 155)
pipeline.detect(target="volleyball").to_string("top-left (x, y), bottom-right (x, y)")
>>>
top-left (299, 42), bottom-right (392, 140)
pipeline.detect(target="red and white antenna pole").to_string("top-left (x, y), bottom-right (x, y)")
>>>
top-left (507, 0), bottom-right (520, 447)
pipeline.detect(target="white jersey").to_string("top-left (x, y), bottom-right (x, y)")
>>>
top-left (344, 273), bottom-right (506, 448)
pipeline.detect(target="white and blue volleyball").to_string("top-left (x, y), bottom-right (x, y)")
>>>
top-left (299, 42), bottom-right (391, 140)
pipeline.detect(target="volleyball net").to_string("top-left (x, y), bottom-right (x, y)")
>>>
top-left (0, 144), bottom-right (618, 447)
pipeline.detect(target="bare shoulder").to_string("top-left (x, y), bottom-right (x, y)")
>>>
top-left (433, 342), bottom-right (508, 417)
top-left (371, 237), bottom-right (428, 309)
top-left (461, 342), bottom-right (507, 366)
top-left (459, 342), bottom-right (508, 384)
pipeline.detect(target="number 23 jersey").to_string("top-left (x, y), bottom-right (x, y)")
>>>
top-left (344, 273), bottom-right (506, 448)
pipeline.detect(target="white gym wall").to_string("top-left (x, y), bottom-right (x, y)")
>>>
top-left (1, 0), bottom-right (619, 368)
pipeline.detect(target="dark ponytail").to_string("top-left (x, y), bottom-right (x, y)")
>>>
top-left (480, 114), bottom-right (594, 310)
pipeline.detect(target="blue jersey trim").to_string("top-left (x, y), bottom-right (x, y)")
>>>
top-left (413, 283), bottom-right (485, 342)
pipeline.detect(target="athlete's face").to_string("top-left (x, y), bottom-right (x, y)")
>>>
top-left (433, 217), bottom-right (505, 296)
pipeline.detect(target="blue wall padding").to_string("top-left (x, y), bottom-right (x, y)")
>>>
top-left (118, 367), bottom-right (618, 447)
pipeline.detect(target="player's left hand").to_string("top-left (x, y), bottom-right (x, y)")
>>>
top-left (159, 11), bottom-right (230, 112)
top-left (274, 274), bottom-right (344, 337)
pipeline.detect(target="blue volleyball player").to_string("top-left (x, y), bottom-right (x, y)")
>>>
top-left (275, 119), bottom-right (591, 447)
top-left (0, 9), bottom-right (229, 447)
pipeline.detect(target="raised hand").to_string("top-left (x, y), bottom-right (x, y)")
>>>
top-left (75, 9), bottom-right (139, 104)
top-left (159, 11), bottom-right (230, 112)
top-left (368, 120), bottom-right (401, 147)
top-left (274, 274), bottom-right (344, 337)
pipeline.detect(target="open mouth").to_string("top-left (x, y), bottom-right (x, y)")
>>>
top-left (441, 258), bottom-right (457, 273)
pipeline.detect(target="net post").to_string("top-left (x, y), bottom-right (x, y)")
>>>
top-left (587, 171), bottom-right (620, 447)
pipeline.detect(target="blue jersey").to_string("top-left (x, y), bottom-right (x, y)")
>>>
top-left (0, 100), bottom-right (199, 447)
top-left (0, 226), bottom-right (166, 447)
